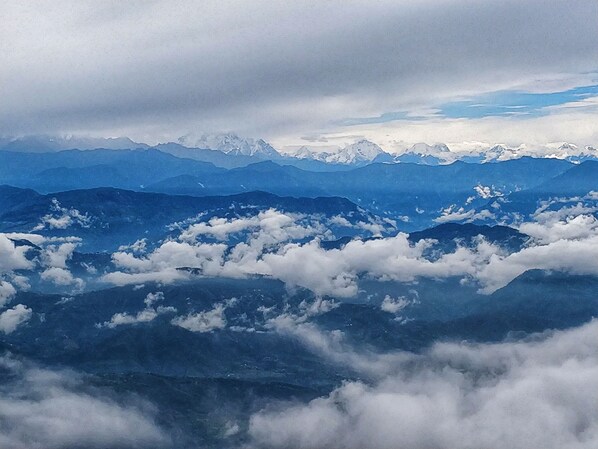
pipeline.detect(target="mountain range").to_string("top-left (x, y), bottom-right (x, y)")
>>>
top-left (2, 134), bottom-right (598, 448)
top-left (2, 133), bottom-right (597, 168)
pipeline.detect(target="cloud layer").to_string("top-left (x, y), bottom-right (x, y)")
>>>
top-left (1, 1), bottom-right (597, 146)
top-left (102, 205), bottom-right (598, 297)
top-left (250, 319), bottom-right (598, 449)
top-left (0, 356), bottom-right (168, 448)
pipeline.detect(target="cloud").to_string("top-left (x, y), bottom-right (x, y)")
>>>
top-left (32, 199), bottom-right (92, 231)
top-left (477, 234), bottom-right (598, 293)
top-left (380, 295), bottom-right (410, 314)
top-left (98, 291), bottom-right (176, 328)
top-left (519, 197), bottom-right (598, 244)
top-left (0, 281), bottom-right (17, 308)
top-left (0, 233), bottom-right (86, 294)
top-left (0, 356), bottom-right (169, 448)
top-left (171, 298), bottom-right (237, 333)
top-left (102, 205), bottom-right (598, 296)
top-left (39, 242), bottom-right (85, 289)
top-left (1, 1), bottom-right (597, 144)
top-left (0, 234), bottom-right (34, 273)
top-left (249, 319), bottom-right (598, 449)
top-left (179, 208), bottom-right (321, 243)
top-left (0, 304), bottom-right (32, 334)
top-left (40, 267), bottom-right (84, 289)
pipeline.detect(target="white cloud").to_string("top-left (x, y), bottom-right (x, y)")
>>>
top-left (380, 295), bottom-right (410, 314)
top-left (171, 299), bottom-right (237, 333)
top-left (118, 238), bottom-right (148, 254)
top-left (98, 291), bottom-right (176, 328)
top-left (0, 234), bottom-right (34, 273)
top-left (1, 1), bottom-right (597, 145)
top-left (520, 214), bottom-right (598, 244)
top-left (41, 267), bottom-right (84, 289)
top-left (0, 356), bottom-right (168, 448)
top-left (32, 199), bottom-right (92, 231)
top-left (249, 319), bottom-right (598, 449)
top-left (0, 236), bottom-right (85, 290)
top-left (0, 304), bottom-right (32, 334)
top-left (102, 205), bottom-right (598, 297)
top-left (0, 281), bottom-right (17, 308)
top-left (477, 234), bottom-right (598, 294)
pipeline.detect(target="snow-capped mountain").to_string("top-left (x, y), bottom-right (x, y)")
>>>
top-left (293, 140), bottom-right (391, 165)
top-left (480, 143), bottom-right (598, 163)
top-left (179, 133), bottom-right (281, 159)
top-left (394, 142), bottom-right (598, 165)
top-left (2, 133), bottom-right (597, 167)
top-left (544, 143), bottom-right (598, 163)
top-left (394, 143), bottom-right (455, 165)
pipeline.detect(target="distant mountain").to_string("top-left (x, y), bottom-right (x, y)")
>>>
top-left (475, 143), bottom-right (598, 163)
top-left (292, 140), bottom-right (392, 165)
top-left (393, 142), bottom-right (598, 165)
top-left (0, 147), bottom-right (575, 231)
top-left (549, 143), bottom-right (598, 163)
top-left (0, 187), bottom-right (375, 251)
top-left (0, 185), bottom-right (41, 213)
top-left (482, 160), bottom-right (598, 220)
top-left (147, 157), bottom-right (573, 230)
top-left (408, 222), bottom-right (528, 251)
top-left (153, 142), bottom-right (260, 169)
top-left (3, 134), bottom-right (597, 168)
top-left (0, 148), bottom-right (223, 192)
top-left (178, 133), bottom-right (281, 159)
top-left (394, 143), bottom-right (455, 165)
top-left (528, 160), bottom-right (598, 196)
top-left (0, 135), bottom-right (147, 152)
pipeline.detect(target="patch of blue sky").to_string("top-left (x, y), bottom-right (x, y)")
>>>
top-left (340, 84), bottom-right (598, 126)
top-left (338, 111), bottom-right (413, 126)
top-left (439, 84), bottom-right (598, 119)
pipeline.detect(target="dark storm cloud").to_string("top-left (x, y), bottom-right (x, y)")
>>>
top-left (1, 0), bottom-right (597, 140)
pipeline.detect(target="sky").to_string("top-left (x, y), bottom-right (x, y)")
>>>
top-left (1, 0), bottom-right (598, 152)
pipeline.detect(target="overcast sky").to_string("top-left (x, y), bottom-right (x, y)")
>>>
top-left (1, 0), bottom-right (598, 151)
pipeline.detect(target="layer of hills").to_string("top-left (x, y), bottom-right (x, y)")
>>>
top-left (2, 134), bottom-right (598, 448)
top-left (1, 146), bottom-right (596, 231)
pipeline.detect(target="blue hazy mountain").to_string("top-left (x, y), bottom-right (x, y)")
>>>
top-left (1, 143), bottom-right (596, 448)
top-left (408, 222), bottom-right (528, 251)
top-left (0, 149), bottom-right (224, 192)
top-left (9, 271), bottom-right (598, 376)
top-left (0, 187), bottom-right (377, 251)
top-left (147, 157), bottom-right (572, 230)
top-left (471, 160), bottom-right (598, 222)
top-left (0, 149), bottom-right (575, 231)
top-left (526, 160), bottom-right (598, 196)
top-left (4, 270), bottom-right (598, 447)
top-left (0, 135), bottom-right (149, 153)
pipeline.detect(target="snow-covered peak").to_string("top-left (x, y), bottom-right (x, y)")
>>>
top-left (482, 144), bottom-right (519, 162)
top-left (553, 143), bottom-right (598, 162)
top-left (406, 143), bottom-right (451, 156)
top-left (337, 139), bottom-right (387, 163)
top-left (394, 143), bottom-right (454, 165)
top-left (294, 146), bottom-right (317, 159)
top-left (479, 143), bottom-right (598, 163)
top-left (290, 140), bottom-right (389, 165)
top-left (179, 133), bottom-right (280, 158)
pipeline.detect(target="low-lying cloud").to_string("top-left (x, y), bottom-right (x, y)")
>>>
top-left (0, 356), bottom-right (169, 448)
top-left (250, 319), bottom-right (598, 449)
top-left (102, 206), bottom-right (598, 296)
